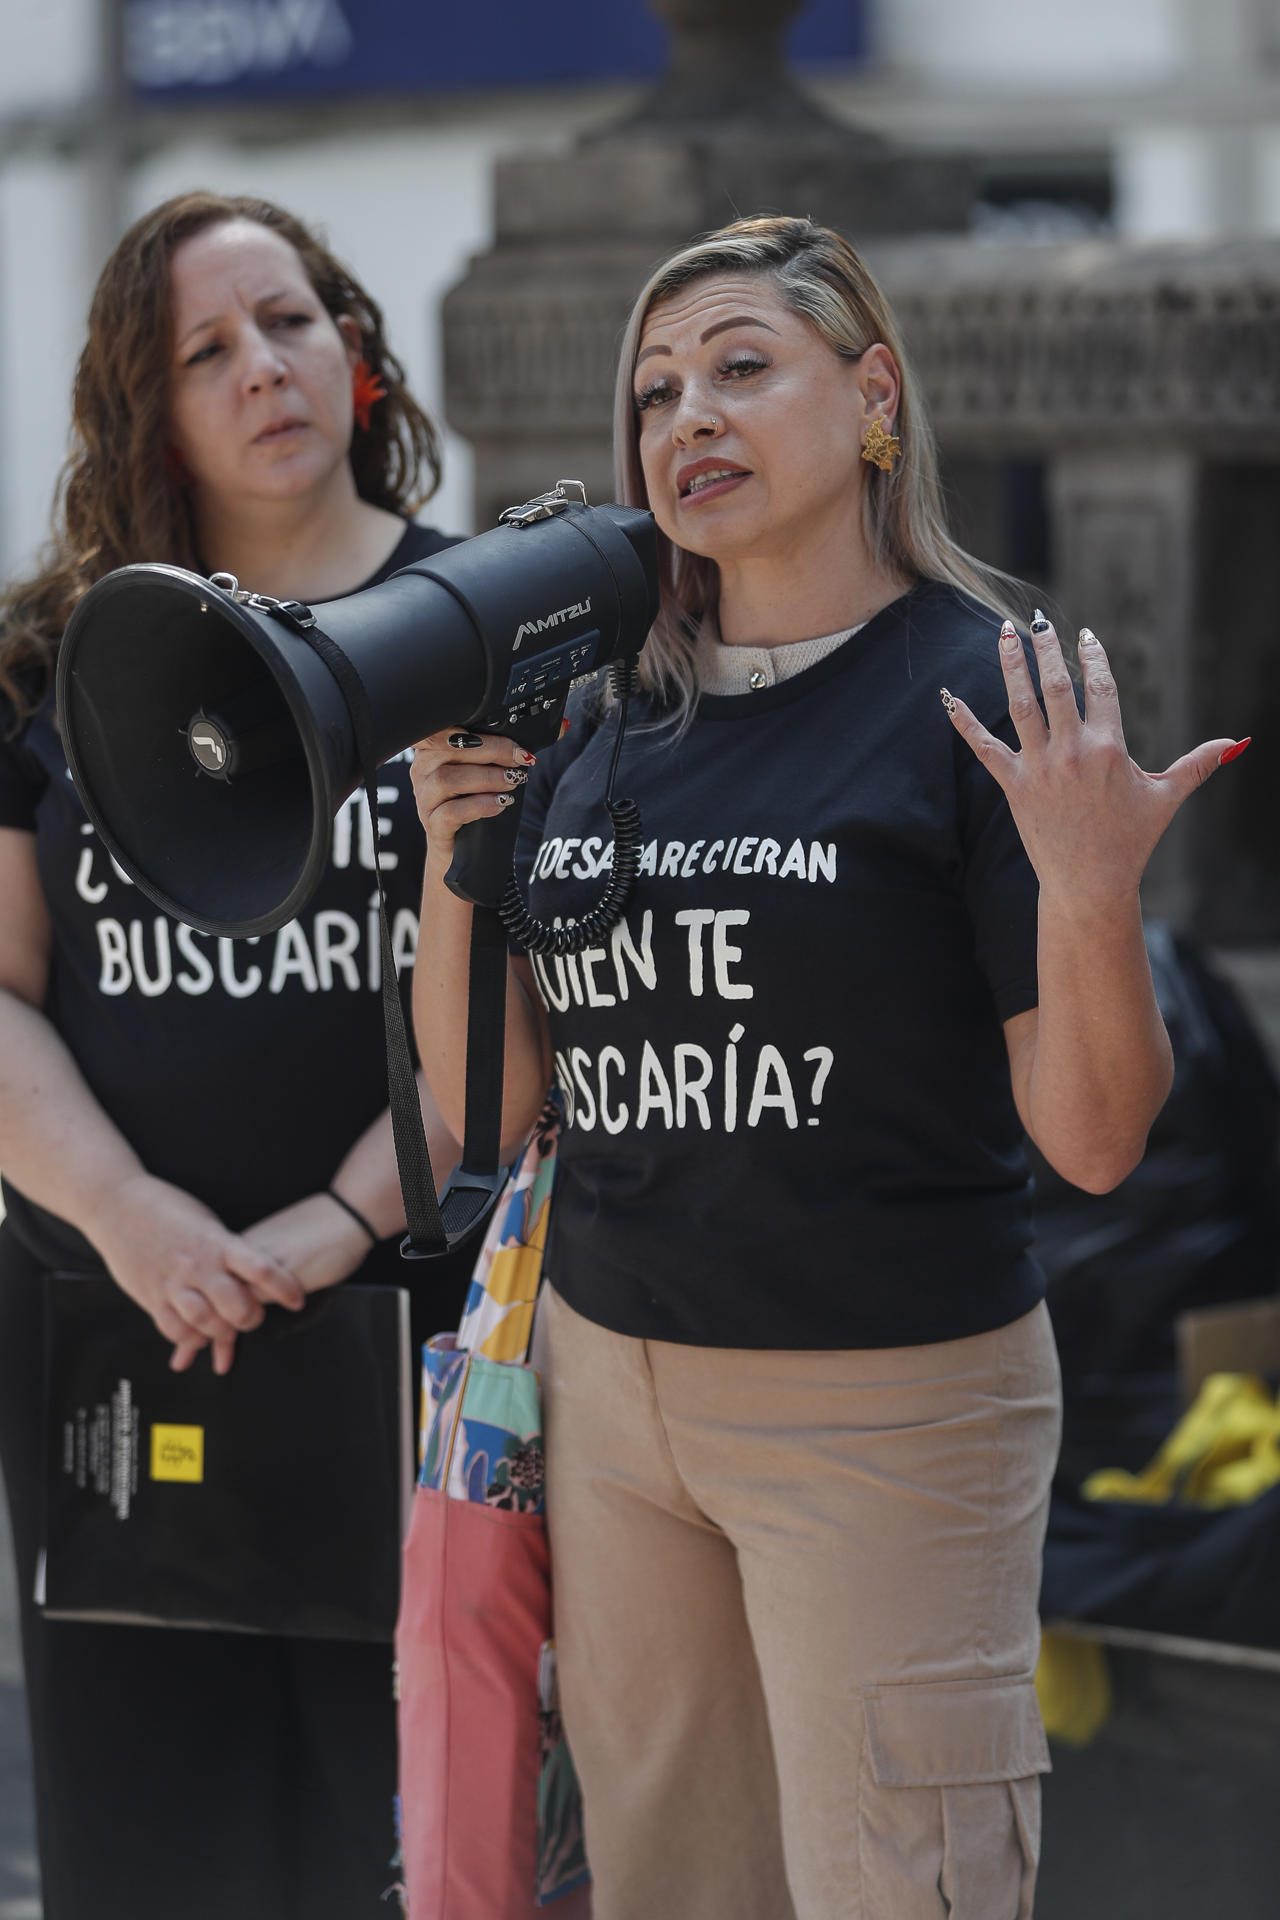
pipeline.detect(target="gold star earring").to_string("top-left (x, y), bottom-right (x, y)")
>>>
top-left (861, 417), bottom-right (901, 472)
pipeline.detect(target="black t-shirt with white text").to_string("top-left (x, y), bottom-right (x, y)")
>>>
top-left (0, 520), bottom-right (455, 1269)
top-left (515, 581), bottom-right (1045, 1350)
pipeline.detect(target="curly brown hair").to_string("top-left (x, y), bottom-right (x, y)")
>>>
top-left (0, 190), bottom-right (443, 731)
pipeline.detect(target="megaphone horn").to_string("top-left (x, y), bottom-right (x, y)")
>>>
top-left (56, 491), bottom-right (659, 940)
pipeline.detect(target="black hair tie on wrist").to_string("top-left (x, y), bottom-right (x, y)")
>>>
top-left (327, 1186), bottom-right (378, 1245)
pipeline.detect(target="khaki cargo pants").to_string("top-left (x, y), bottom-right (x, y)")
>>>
top-left (534, 1289), bottom-right (1061, 1920)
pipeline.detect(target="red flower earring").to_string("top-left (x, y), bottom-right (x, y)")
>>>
top-left (351, 359), bottom-right (387, 432)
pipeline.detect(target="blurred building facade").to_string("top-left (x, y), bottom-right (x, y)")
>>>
top-left (4, 0), bottom-right (1280, 562)
top-left (2, 0), bottom-right (1278, 1019)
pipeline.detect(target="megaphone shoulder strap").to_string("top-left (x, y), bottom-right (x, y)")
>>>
top-left (294, 615), bottom-right (513, 1258)
top-left (440, 904), bottom-right (515, 1244)
top-left (290, 618), bottom-right (451, 1255)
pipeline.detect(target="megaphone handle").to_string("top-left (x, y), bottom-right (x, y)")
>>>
top-left (442, 693), bottom-right (568, 908)
top-left (444, 790), bottom-right (526, 909)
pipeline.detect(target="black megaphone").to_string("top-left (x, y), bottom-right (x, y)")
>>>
top-left (56, 486), bottom-right (658, 939)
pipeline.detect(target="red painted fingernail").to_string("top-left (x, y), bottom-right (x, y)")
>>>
top-left (1219, 737), bottom-right (1251, 766)
top-left (559, 717), bottom-right (571, 739)
top-left (521, 751), bottom-right (537, 765)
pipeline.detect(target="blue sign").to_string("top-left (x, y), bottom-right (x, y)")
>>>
top-left (125, 1), bottom-right (869, 101)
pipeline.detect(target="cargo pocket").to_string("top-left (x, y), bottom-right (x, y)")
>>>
top-left (859, 1676), bottom-right (1049, 1920)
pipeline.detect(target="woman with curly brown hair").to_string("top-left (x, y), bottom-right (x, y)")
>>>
top-left (0, 192), bottom-right (464, 1919)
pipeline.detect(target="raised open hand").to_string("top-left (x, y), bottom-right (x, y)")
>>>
top-left (942, 613), bottom-right (1249, 908)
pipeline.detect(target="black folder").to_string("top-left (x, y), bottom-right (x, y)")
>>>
top-left (39, 1274), bottom-right (411, 1641)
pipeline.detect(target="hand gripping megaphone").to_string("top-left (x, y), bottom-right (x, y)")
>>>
top-left (55, 484), bottom-right (659, 940)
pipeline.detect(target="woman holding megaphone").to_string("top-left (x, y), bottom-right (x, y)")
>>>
top-left (0, 193), bottom-right (467, 1919)
top-left (410, 216), bottom-right (1250, 1919)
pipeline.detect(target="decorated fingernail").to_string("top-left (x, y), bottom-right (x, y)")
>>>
top-left (504, 767), bottom-right (529, 785)
top-left (1030, 609), bottom-right (1051, 634)
top-left (448, 730), bottom-right (484, 749)
top-left (496, 793), bottom-right (515, 808)
top-left (999, 621), bottom-right (1020, 653)
top-left (1079, 628), bottom-right (1098, 647)
top-left (1219, 737), bottom-right (1252, 766)
top-left (517, 748), bottom-right (537, 766)
top-left (940, 687), bottom-right (957, 714)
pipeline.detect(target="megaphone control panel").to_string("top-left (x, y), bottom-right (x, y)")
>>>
top-left (499, 632), bottom-right (599, 720)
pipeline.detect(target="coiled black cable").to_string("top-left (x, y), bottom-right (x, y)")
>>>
top-left (499, 663), bottom-right (641, 957)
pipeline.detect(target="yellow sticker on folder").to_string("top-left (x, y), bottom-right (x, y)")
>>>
top-left (150, 1424), bottom-right (204, 1482)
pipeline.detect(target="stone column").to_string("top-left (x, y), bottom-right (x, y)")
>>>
top-left (1048, 452), bottom-right (1199, 923)
top-left (442, 0), bottom-right (973, 529)
top-left (623, 0), bottom-right (828, 128)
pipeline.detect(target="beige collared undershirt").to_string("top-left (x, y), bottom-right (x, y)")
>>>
top-left (692, 611), bottom-right (868, 697)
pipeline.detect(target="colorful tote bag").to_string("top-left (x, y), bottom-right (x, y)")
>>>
top-left (396, 1101), bottom-right (592, 1917)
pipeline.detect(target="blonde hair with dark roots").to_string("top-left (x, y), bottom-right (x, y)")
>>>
top-left (613, 215), bottom-right (1025, 719)
top-left (0, 190), bottom-right (443, 731)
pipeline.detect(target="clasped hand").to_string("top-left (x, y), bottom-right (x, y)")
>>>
top-left (95, 1175), bottom-right (375, 1375)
